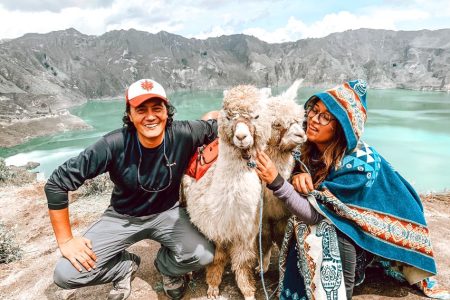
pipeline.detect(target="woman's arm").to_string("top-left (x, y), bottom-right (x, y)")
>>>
top-left (267, 175), bottom-right (323, 225)
top-left (256, 151), bottom-right (323, 225)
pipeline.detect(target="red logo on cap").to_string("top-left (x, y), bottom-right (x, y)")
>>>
top-left (141, 80), bottom-right (154, 91)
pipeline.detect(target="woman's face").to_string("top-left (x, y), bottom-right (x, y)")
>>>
top-left (305, 100), bottom-right (336, 152)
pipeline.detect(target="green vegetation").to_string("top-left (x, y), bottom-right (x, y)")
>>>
top-left (0, 158), bottom-right (36, 186)
top-left (0, 222), bottom-right (22, 264)
top-left (0, 158), bottom-right (13, 183)
top-left (77, 173), bottom-right (114, 197)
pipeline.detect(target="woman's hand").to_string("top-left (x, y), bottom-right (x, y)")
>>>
top-left (256, 150), bottom-right (278, 184)
top-left (292, 172), bottom-right (314, 195)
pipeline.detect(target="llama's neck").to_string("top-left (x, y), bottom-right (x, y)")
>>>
top-left (266, 145), bottom-right (295, 178)
top-left (205, 138), bottom-right (261, 214)
top-left (216, 140), bottom-right (256, 169)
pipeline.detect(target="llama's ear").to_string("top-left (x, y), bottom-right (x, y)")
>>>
top-left (223, 89), bottom-right (229, 98)
top-left (260, 87), bottom-right (272, 99)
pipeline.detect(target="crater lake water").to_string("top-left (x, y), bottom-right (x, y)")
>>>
top-left (1, 88), bottom-right (450, 193)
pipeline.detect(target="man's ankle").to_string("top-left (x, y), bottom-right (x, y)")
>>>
top-left (107, 254), bottom-right (140, 300)
top-left (154, 261), bottom-right (188, 300)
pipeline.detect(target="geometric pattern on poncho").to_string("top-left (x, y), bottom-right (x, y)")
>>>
top-left (315, 189), bottom-right (434, 257)
top-left (341, 141), bottom-right (381, 187)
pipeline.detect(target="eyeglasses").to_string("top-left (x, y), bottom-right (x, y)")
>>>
top-left (136, 133), bottom-right (173, 193)
top-left (306, 105), bottom-right (335, 126)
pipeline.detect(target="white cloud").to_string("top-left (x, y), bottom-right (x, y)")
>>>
top-left (0, 0), bottom-right (275, 39)
top-left (192, 26), bottom-right (235, 40)
top-left (103, 0), bottom-right (183, 33)
top-left (0, 6), bottom-right (113, 38)
top-left (392, 0), bottom-right (450, 17)
top-left (0, 0), bottom-right (114, 12)
top-left (0, 1), bottom-right (182, 39)
top-left (0, 0), bottom-right (445, 42)
top-left (243, 17), bottom-right (307, 43)
top-left (241, 9), bottom-right (431, 43)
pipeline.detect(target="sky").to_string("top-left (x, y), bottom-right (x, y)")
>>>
top-left (0, 0), bottom-right (449, 43)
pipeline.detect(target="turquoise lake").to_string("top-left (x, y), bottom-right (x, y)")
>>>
top-left (1, 88), bottom-right (450, 193)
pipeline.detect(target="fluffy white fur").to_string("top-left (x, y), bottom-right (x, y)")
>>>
top-left (260, 79), bottom-right (307, 272)
top-left (184, 84), bottom-right (271, 300)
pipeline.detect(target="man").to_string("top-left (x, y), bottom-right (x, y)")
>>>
top-left (45, 79), bottom-right (218, 300)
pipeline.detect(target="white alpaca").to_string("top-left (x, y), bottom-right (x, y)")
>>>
top-left (260, 79), bottom-right (307, 272)
top-left (184, 85), bottom-right (271, 300)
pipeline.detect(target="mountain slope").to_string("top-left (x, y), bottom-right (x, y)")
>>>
top-left (0, 28), bottom-right (449, 146)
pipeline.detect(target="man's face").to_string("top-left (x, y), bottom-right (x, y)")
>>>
top-left (128, 98), bottom-right (168, 148)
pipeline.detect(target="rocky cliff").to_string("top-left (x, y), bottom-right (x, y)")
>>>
top-left (1, 28), bottom-right (449, 146)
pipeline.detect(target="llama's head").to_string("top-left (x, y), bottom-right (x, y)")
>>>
top-left (219, 84), bottom-right (271, 158)
top-left (267, 79), bottom-right (307, 152)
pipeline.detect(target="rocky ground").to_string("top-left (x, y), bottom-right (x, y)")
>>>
top-left (0, 178), bottom-right (449, 300)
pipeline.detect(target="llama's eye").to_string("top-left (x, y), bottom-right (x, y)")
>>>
top-left (254, 115), bottom-right (259, 119)
top-left (226, 116), bottom-right (231, 120)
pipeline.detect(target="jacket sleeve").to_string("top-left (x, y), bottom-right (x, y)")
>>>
top-left (188, 119), bottom-right (218, 148)
top-left (45, 137), bottom-right (112, 210)
top-left (267, 174), bottom-right (323, 225)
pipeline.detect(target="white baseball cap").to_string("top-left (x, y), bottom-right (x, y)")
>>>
top-left (125, 79), bottom-right (168, 107)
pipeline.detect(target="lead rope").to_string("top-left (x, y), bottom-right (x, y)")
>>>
top-left (256, 147), bottom-right (311, 300)
top-left (292, 147), bottom-right (311, 176)
top-left (258, 187), bottom-right (270, 300)
top-left (246, 157), bottom-right (270, 299)
top-left (250, 149), bottom-right (311, 300)
top-left (258, 188), bottom-right (280, 300)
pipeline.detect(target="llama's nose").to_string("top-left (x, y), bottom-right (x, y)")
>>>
top-left (296, 132), bottom-right (306, 139)
top-left (235, 132), bottom-right (248, 141)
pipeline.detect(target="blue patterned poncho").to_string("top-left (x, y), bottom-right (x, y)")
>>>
top-left (279, 140), bottom-right (439, 300)
top-left (317, 140), bottom-right (435, 274)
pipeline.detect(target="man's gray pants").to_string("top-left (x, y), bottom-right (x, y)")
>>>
top-left (54, 205), bottom-right (214, 289)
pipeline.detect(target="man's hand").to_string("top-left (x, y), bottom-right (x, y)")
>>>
top-left (59, 236), bottom-right (97, 272)
top-left (256, 151), bottom-right (278, 184)
top-left (292, 173), bottom-right (314, 195)
top-left (49, 208), bottom-right (97, 272)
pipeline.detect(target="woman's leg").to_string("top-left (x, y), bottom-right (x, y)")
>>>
top-left (336, 231), bottom-right (357, 300)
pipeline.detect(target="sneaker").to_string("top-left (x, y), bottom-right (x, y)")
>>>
top-left (154, 260), bottom-right (188, 300)
top-left (107, 254), bottom-right (141, 300)
top-left (161, 273), bottom-right (188, 300)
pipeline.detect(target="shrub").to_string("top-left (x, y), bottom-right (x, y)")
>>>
top-left (0, 222), bottom-right (22, 264)
top-left (0, 158), bottom-right (36, 186)
top-left (0, 158), bottom-right (13, 183)
top-left (77, 173), bottom-right (114, 197)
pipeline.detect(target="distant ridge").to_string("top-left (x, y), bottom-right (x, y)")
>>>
top-left (0, 27), bottom-right (449, 141)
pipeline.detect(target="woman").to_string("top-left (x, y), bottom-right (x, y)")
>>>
top-left (256, 79), bottom-right (449, 300)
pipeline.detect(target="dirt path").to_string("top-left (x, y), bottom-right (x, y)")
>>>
top-left (1, 182), bottom-right (449, 299)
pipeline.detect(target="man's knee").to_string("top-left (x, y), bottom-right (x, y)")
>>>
top-left (53, 258), bottom-right (85, 289)
top-left (196, 242), bottom-right (215, 266)
top-left (197, 244), bottom-right (214, 267)
top-left (177, 239), bottom-right (215, 268)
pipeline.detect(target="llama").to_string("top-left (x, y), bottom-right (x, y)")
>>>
top-left (259, 79), bottom-right (307, 272)
top-left (184, 84), bottom-right (271, 300)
